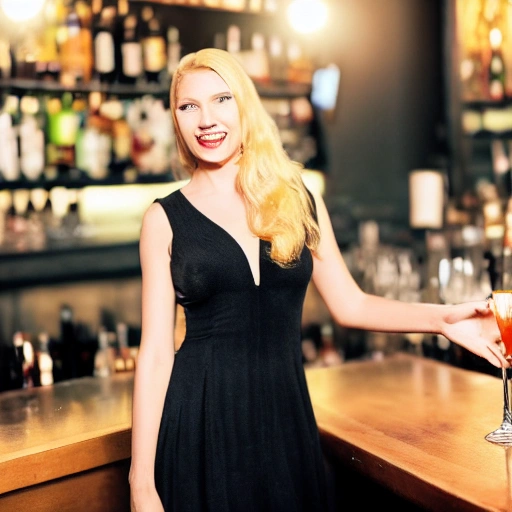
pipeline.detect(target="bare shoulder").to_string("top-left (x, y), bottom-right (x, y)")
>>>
top-left (140, 202), bottom-right (173, 254)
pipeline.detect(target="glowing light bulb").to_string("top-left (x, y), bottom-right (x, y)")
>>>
top-left (287, 0), bottom-right (328, 34)
top-left (1, 0), bottom-right (46, 22)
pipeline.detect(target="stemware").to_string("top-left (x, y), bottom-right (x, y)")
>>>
top-left (486, 290), bottom-right (512, 446)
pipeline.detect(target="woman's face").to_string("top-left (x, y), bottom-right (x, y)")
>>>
top-left (175, 69), bottom-right (242, 169)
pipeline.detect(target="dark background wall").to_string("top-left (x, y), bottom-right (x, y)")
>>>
top-left (310, 0), bottom-right (446, 244)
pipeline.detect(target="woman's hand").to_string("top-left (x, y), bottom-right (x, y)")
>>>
top-left (130, 485), bottom-right (164, 512)
top-left (442, 300), bottom-right (509, 368)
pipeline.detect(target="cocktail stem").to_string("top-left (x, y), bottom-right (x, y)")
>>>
top-left (501, 367), bottom-right (512, 427)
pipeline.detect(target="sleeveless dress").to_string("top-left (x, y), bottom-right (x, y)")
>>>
top-left (154, 189), bottom-right (329, 512)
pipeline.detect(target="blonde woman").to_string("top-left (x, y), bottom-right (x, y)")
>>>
top-left (129, 48), bottom-right (507, 512)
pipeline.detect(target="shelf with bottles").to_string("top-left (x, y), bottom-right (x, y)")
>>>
top-left (461, 101), bottom-right (512, 140)
top-left (0, 0), bottom-right (314, 96)
top-left (0, 76), bottom-right (311, 100)
top-left (0, 168), bottom-right (175, 191)
top-left (130, 0), bottom-right (279, 16)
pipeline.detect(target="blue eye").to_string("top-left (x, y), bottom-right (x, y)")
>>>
top-left (218, 95), bottom-right (233, 103)
top-left (178, 103), bottom-right (196, 111)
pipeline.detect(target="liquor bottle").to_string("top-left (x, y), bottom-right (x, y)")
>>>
top-left (114, 0), bottom-right (130, 82)
top-left (47, 92), bottom-right (81, 171)
top-left (22, 336), bottom-right (36, 388)
top-left (11, 332), bottom-right (25, 389)
top-left (139, 5), bottom-right (154, 40)
top-left (167, 26), bottom-right (181, 78)
top-left (112, 110), bottom-right (132, 173)
top-left (116, 322), bottom-right (135, 371)
top-left (489, 27), bottom-right (506, 101)
top-left (59, 0), bottom-right (93, 85)
top-left (75, 0), bottom-right (94, 82)
top-left (120, 14), bottom-right (142, 84)
top-left (0, 96), bottom-right (20, 181)
top-left (94, 327), bottom-right (112, 377)
top-left (60, 304), bottom-right (78, 380)
top-left (36, 0), bottom-right (61, 81)
top-left (19, 95), bottom-right (45, 181)
top-left (93, 6), bottom-right (116, 83)
top-left (142, 16), bottom-right (167, 84)
top-left (37, 332), bottom-right (54, 386)
top-left (226, 25), bottom-right (241, 54)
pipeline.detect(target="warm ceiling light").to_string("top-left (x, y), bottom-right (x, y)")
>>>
top-left (1, 0), bottom-right (46, 22)
top-left (287, 0), bottom-right (328, 34)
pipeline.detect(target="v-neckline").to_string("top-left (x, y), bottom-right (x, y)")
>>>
top-left (178, 189), bottom-right (261, 287)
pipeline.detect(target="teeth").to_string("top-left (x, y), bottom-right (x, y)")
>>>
top-left (199, 133), bottom-right (224, 141)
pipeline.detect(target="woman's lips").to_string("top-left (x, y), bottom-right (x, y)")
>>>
top-left (196, 132), bottom-right (226, 148)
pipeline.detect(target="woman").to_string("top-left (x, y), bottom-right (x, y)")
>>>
top-left (129, 48), bottom-right (507, 512)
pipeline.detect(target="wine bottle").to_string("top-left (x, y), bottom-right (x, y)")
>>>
top-left (114, 0), bottom-right (130, 82)
top-left (36, 0), bottom-right (61, 81)
top-left (59, 0), bottom-right (92, 85)
top-left (93, 6), bottom-right (116, 83)
top-left (167, 26), bottom-right (181, 78)
top-left (11, 332), bottom-right (25, 390)
top-left (120, 14), bottom-right (142, 84)
top-left (94, 326), bottom-right (112, 378)
top-left (142, 16), bottom-right (167, 84)
top-left (19, 95), bottom-right (45, 181)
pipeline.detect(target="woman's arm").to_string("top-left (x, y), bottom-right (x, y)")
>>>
top-left (129, 202), bottom-right (175, 511)
top-left (310, 191), bottom-right (508, 368)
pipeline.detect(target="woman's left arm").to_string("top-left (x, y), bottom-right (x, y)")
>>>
top-left (310, 190), bottom-right (508, 368)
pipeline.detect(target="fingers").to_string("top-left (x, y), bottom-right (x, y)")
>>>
top-left (474, 300), bottom-right (493, 316)
top-left (486, 342), bottom-right (510, 368)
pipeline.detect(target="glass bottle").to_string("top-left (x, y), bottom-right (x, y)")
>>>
top-left (142, 16), bottom-right (167, 84)
top-left (120, 14), bottom-right (142, 84)
top-left (37, 332), bottom-right (54, 386)
top-left (19, 95), bottom-right (45, 181)
top-left (93, 6), bottom-right (116, 83)
top-left (167, 26), bottom-right (181, 78)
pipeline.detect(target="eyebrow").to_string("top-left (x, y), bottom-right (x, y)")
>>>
top-left (177, 91), bottom-right (233, 103)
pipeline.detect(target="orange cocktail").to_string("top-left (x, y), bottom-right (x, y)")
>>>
top-left (492, 290), bottom-right (512, 359)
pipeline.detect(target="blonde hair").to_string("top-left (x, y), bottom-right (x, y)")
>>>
top-left (170, 48), bottom-right (320, 267)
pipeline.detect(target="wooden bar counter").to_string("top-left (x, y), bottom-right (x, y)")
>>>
top-left (0, 373), bottom-right (133, 512)
top-left (306, 353), bottom-right (511, 512)
top-left (0, 354), bottom-right (510, 511)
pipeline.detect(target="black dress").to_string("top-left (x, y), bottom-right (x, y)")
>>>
top-left (154, 189), bottom-right (328, 512)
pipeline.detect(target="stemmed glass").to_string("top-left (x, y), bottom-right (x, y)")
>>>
top-left (486, 290), bottom-right (512, 446)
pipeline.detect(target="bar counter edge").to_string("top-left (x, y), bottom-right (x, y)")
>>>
top-left (0, 354), bottom-right (509, 512)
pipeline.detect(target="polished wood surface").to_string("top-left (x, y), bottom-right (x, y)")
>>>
top-left (306, 353), bottom-right (511, 512)
top-left (0, 373), bottom-right (133, 496)
top-left (1, 354), bottom-right (510, 511)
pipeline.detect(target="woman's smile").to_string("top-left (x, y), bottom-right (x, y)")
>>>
top-left (196, 132), bottom-right (227, 148)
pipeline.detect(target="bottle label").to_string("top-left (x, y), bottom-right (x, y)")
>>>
top-left (94, 32), bottom-right (115, 74)
top-left (122, 42), bottom-right (143, 77)
top-left (143, 37), bottom-right (166, 72)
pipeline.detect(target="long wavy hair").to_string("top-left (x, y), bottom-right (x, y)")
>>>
top-left (170, 48), bottom-right (320, 267)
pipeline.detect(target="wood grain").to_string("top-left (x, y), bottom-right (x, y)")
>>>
top-left (306, 353), bottom-right (511, 512)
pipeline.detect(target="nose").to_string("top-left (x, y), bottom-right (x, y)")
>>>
top-left (199, 105), bottom-right (216, 130)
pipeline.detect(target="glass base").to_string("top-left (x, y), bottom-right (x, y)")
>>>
top-left (485, 424), bottom-right (512, 446)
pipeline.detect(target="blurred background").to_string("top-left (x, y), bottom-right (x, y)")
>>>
top-left (1, 0), bottom-right (511, 390)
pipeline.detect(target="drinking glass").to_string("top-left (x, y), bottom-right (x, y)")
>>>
top-left (486, 290), bottom-right (512, 446)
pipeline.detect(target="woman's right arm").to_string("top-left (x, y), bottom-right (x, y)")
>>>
top-left (129, 202), bottom-right (176, 511)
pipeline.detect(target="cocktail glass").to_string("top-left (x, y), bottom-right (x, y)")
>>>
top-left (486, 290), bottom-right (512, 446)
